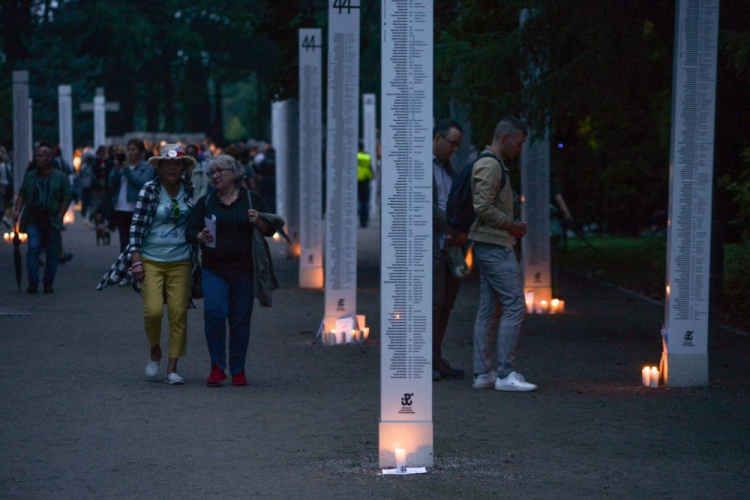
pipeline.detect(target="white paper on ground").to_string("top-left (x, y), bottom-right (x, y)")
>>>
top-left (204, 215), bottom-right (216, 248)
top-left (381, 467), bottom-right (428, 475)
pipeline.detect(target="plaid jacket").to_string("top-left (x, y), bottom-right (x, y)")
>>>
top-left (97, 177), bottom-right (198, 293)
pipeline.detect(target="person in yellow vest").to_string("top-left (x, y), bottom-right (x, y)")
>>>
top-left (357, 142), bottom-right (373, 228)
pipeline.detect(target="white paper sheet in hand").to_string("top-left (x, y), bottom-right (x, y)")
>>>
top-left (204, 215), bottom-right (217, 248)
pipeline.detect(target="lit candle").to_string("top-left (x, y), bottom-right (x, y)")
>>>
top-left (642, 366), bottom-right (651, 387)
top-left (650, 367), bottom-right (659, 388)
top-left (540, 300), bottom-right (548, 314)
top-left (524, 291), bottom-right (535, 313)
top-left (329, 330), bottom-right (337, 346)
top-left (558, 300), bottom-right (565, 313)
top-left (395, 448), bottom-right (406, 473)
top-left (363, 327), bottom-right (370, 342)
top-left (350, 329), bottom-right (358, 344)
top-left (550, 299), bottom-right (560, 314)
top-left (3, 233), bottom-right (8, 242)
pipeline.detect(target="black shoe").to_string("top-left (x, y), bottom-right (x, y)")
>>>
top-left (58, 253), bottom-right (73, 264)
top-left (27, 283), bottom-right (38, 294)
top-left (43, 283), bottom-right (54, 294)
top-left (434, 358), bottom-right (465, 380)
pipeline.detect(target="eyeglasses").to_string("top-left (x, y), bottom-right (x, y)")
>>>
top-left (440, 134), bottom-right (461, 149)
top-left (170, 197), bottom-right (181, 220)
top-left (209, 168), bottom-right (232, 177)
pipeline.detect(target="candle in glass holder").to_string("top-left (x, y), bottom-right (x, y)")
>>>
top-left (540, 300), bottom-right (549, 314)
top-left (558, 300), bottom-right (565, 313)
top-left (329, 330), bottom-right (337, 346)
top-left (395, 448), bottom-right (406, 473)
top-left (550, 299), bottom-right (560, 314)
top-left (363, 327), bottom-right (370, 342)
top-left (650, 367), bottom-right (659, 388)
top-left (524, 291), bottom-right (535, 313)
top-left (642, 366), bottom-right (651, 387)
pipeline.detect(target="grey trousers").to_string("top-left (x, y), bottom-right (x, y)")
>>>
top-left (472, 242), bottom-right (525, 377)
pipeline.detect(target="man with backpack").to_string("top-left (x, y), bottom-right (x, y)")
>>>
top-left (469, 116), bottom-right (537, 392)
top-left (432, 119), bottom-right (466, 381)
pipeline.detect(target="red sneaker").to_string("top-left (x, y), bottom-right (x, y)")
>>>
top-left (206, 365), bottom-right (227, 387)
top-left (232, 371), bottom-right (248, 386)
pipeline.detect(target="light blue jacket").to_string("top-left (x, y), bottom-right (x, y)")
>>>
top-left (108, 160), bottom-right (156, 206)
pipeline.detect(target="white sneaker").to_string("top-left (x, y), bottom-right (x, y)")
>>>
top-left (495, 371), bottom-right (537, 392)
top-left (472, 371), bottom-right (497, 389)
top-left (165, 372), bottom-right (185, 385)
top-left (145, 360), bottom-right (160, 379)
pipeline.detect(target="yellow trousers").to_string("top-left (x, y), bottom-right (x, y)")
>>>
top-left (141, 259), bottom-right (191, 358)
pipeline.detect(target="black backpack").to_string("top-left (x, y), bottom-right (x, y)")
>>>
top-left (446, 152), bottom-right (506, 233)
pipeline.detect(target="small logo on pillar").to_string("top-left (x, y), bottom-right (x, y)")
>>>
top-left (336, 298), bottom-right (346, 311)
top-left (683, 330), bottom-right (694, 347)
top-left (399, 393), bottom-right (415, 414)
top-left (308, 254), bottom-right (314, 264)
top-left (534, 272), bottom-right (541, 283)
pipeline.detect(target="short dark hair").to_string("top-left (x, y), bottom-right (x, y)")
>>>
top-left (36, 141), bottom-right (53, 150)
top-left (127, 138), bottom-right (146, 152)
top-left (493, 116), bottom-right (527, 140)
top-left (433, 119), bottom-right (463, 138)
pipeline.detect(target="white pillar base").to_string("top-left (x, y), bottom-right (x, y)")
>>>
top-left (666, 353), bottom-right (708, 387)
top-left (379, 421), bottom-right (433, 468)
top-left (299, 267), bottom-right (324, 289)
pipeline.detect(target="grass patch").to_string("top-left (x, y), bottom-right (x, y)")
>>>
top-left (556, 236), bottom-right (750, 330)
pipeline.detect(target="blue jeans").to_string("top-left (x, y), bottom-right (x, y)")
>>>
top-left (472, 242), bottom-right (525, 378)
top-left (26, 223), bottom-right (61, 286)
top-left (202, 268), bottom-right (254, 374)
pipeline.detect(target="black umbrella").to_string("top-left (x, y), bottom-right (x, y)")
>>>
top-left (13, 223), bottom-right (22, 292)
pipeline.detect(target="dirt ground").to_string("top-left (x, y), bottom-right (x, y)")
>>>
top-left (1, 214), bottom-right (748, 499)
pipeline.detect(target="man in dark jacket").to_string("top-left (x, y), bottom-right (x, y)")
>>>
top-left (12, 143), bottom-right (72, 294)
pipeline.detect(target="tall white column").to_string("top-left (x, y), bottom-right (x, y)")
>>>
top-left (363, 94), bottom-right (378, 217)
top-left (273, 99), bottom-right (300, 255)
top-left (93, 87), bottom-right (106, 148)
top-left (58, 85), bottom-right (74, 169)
top-left (299, 28), bottom-right (324, 289)
top-left (28, 99), bottom-right (34, 158)
top-left (520, 9), bottom-right (552, 309)
top-left (12, 71), bottom-right (31, 197)
top-left (663, 0), bottom-right (719, 387)
top-left (379, 0), bottom-right (434, 469)
top-left (322, 1), bottom-right (360, 332)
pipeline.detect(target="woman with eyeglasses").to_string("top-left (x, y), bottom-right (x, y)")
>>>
top-left (98, 144), bottom-right (197, 385)
top-left (187, 154), bottom-right (284, 387)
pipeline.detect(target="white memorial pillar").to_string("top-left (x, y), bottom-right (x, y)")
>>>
top-left (299, 29), bottom-right (324, 289)
top-left (379, 0), bottom-right (434, 469)
top-left (58, 85), bottom-right (74, 169)
top-left (93, 88), bottom-right (106, 148)
top-left (321, 1), bottom-right (360, 334)
top-left (273, 99), bottom-right (300, 255)
top-left (363, 93), bottom-right (378, 218)
top-left (12, 71), bottom-right (31, 197)
top-left (28, 99), bottom-right (34, 158)
top-left (81, 87), bottom-right (119, 148)
top-left (663, 0), bottom-right (719, 387)
top-left (519, 9), bottom-right (552, 311)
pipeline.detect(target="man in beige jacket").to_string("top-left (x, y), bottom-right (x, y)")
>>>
top-left (469, 117), bottom-right (537, 392)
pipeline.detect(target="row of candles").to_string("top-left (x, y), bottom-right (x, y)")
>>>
top-left (325, 328), bottom-right (370, 345)
top-left (524, 292), bottom-right (565, 314)
top-left (3, 231), bottom-right (28, 242)
top-left (641, 366), bottom-right (661, 388)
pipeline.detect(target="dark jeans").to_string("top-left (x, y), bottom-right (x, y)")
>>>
top-left (433, 248), bottom-right (461, 362)
top-left (202, 268), bottom-right (254, 374)
top-left (110, 210), bottom-right (133, 252)
top-left (358, 180), bottom-right (370, 227)
top-left (26, 222), bottom-right (61, 286)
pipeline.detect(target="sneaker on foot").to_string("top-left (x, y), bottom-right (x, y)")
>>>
top-left (434, 358), bottom-right (465, 380)
top-left (232, 371), bottom-right (248, 386)
top-left (472, 371), bottom-right (497, 389)
top-left (165, 372), bottom-right (185, 385)
top-left (207, 365), bottom-right (227, 387)
top-left (145, 359), bottom-right (160, 379)
top-left (495, 371), bottom-right (537, 392)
